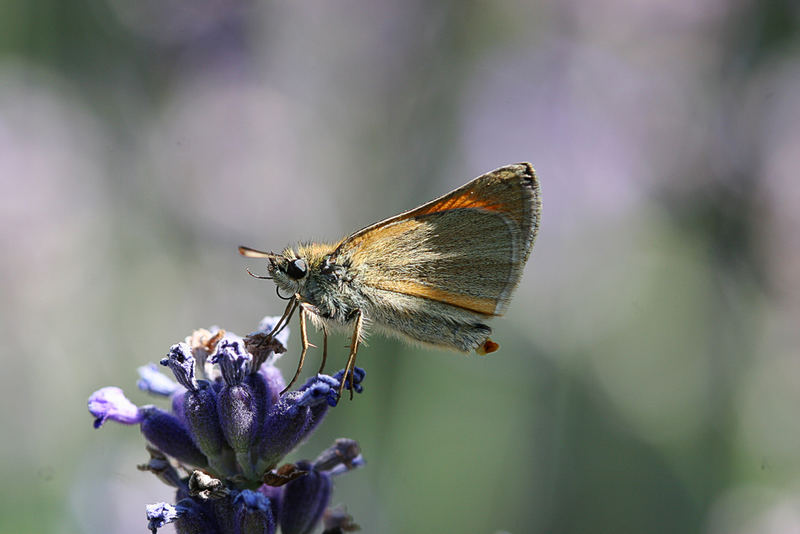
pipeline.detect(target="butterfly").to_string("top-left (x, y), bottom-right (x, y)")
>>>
top-left (240, 163), bottom-right (541, 399)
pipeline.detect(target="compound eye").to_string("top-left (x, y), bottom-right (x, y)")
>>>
top-left (286, 258), bottom-right (307, 280)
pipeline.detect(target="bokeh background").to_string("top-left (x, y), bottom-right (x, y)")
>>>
top-left (2, 0), bottom-right (800, 532)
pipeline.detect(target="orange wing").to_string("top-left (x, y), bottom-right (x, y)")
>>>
top-left (332, 163), bottom-right (541, 316)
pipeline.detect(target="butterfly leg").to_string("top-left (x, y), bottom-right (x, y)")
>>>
top-left (317, 325), bottom-right (328, 375)
top-left (281, 306), bottom-right (309, 395)
top-left (269, 297), bottom-right (298, 338)
top-left (338, 310), bottom-right (363, 401)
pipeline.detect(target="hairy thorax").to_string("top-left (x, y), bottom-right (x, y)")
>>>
top-left (294, 244), bottom-right (364, 328)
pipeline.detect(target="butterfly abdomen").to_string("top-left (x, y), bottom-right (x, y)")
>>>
top-left (358, 286), bottom-right (493, 352)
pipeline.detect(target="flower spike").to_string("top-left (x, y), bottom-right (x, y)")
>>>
top-left (88, 317), bottom-right (362, 534)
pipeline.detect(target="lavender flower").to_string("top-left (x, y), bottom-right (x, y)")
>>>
top-left (88, 315), bottom-right (365, 534)
top-left (280, 440), bottom-right (363, 534)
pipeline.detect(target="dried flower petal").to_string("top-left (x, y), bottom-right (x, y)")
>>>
top-left (262, 463), bottom-right (309, 487)
top-left (137, 446), bottom-right (183, 489)
top-left (322, 506), bottom-right (360, 533)
top-left (255, 315), bottom-right (291, 352)
top-left (313, 439), bottom-right (362, 472)
top-left (185, 328), bottom-right (225, 380)
top-left (188, 470), bottom-right (230, 500)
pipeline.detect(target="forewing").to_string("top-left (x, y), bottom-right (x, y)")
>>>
top-left (333, 163), bottom-right (541, 316)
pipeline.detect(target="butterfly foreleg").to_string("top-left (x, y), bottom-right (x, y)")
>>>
top-left (281, 305), bottom-right (310, 394)
top-left (317, 325), bottom-right (328, 375)
top-left (337, 309), bottom-right (363, 401)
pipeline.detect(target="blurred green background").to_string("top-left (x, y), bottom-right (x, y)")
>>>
top-left (2, 0), bottom-right (800, 532)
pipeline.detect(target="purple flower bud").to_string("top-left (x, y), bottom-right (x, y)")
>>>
top-left (332, 367), bottom-right (366, 395)
top-left (171, 389), bottom-right (187, 424)
top-left (258, 485), bottom-right (282, 519)
top-left (220, 331), bottom-right (245, 346)
top-left (172, 498), bottom-right (220, 534)
top-left (146, 500), bottom-right (218, 533)
top-left (279, 461), bottom-right (332, 534)
top-left (211, 495), bottom-right (236, 534)
top-left (245, 371), bottom-right (270, 427)
top-left (298, 379), bottom-right (338, 408)
top-left (209, 337), bottom-right (261, 476)
top-left (88, 387), bottom-right (143, 428)
top-left (259, 365), bottom-right (286, 407)
top-left (139, 406), bottom-right (208, 468)
top-left (211, 339), bottom-right (251, 386)
top-left (234, 489), bottom-right (276, 534)
top-left (182, 380), bottom-right (237, 476)
top-left (214, 356), bottom-right (258, 478)
top-left (146, 502), bottom-right (182, 532)
top-left (217, 383), bottom-right (257, 475)
top-left (252, 376), bottom-right (336, 475)
top-left (138, 363), bottom-right (181, 396)
top-left (305, 368), bottom-right (366, 436)
top-left (161, 343), bottom-right (198, 392)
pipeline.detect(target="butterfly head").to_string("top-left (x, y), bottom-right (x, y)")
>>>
top-left (267, 251), bottom-right (309, 297)
top-left (239, 245), bottom-right (309, 298)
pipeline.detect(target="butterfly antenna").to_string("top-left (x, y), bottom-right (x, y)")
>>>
top-left (246, 267), bottom-right (273, 280)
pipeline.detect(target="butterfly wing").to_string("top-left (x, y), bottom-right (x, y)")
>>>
top-left (332, 163), bottom-right (541, 317)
